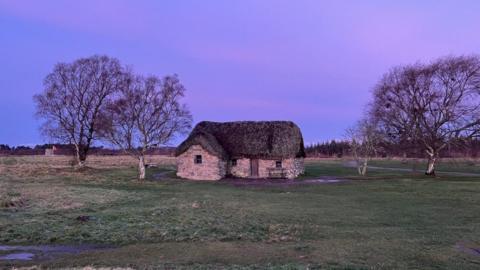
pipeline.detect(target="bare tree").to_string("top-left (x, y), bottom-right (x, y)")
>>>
top-left (34, 55), bottom-right (125, 167)
top-left (346, 119), bottom-right (381, 176)
top-left (102, 73), bottom-right (192, 180)
top-left (371, 55), bottom-right (480, 175)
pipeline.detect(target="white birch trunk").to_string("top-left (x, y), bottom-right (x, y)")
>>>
top-left (74, 145), bottom-right (86, 168)
top-left (426, 157), bottom-right (436, 175)
top-left (138, 155), bottom-right (146, 180)
top-left (361, 158), bottom-right (368, 176)
top-left (357, 158), bottom-right (368, 176)
top-left (425, 148), bottom-right (436, 176)
top-left (356, 158), bottom-right (368, 176)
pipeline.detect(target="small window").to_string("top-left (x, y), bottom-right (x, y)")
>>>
top-left (194, 155), bottom-right (202, 164)
top-left (275, 160), bottom-right (282, 168)
top-left (231, 159), bottom-right (237, 166)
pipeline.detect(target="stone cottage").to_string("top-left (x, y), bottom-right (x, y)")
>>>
top-left (176, 121), bottom-right (306, 180)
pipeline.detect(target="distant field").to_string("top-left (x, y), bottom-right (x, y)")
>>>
top-left (368, 158), bottom-right (480, 174)
top-left (0, 156), bottom-right (479, 269)
top-left (305, 157), bottom-right (480, 176)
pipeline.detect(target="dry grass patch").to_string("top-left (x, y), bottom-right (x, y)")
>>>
top-left (0, 155), bottom-right (176, 181)
top-left (0, 155), bottom-right (175, 169)
top-left (0, 184), bottom-right (130, 211)
top-left (0, 170), bottom-right (134, 212)
top-left (0, 155), bottom-right (175, 168)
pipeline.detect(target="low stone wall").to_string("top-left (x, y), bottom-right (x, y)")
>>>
top-left (176, 145), bottom-right (224, 180)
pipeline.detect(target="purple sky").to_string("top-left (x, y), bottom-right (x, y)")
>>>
top-left (1, 1), bottom-right (480, 146)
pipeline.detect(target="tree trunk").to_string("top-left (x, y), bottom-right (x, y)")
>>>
top-left (74, 145), bottom-right (87, 168)
top-left (362, 159), bottom-right (368, 176)
top-left (360, 158), bottom-right (368, 176)
top-left (356, 158), bottom-right (368, 176)
top-left (138, 155), bottom-right (146, 181)
top-left (425, 149), bottom-right (436, 176)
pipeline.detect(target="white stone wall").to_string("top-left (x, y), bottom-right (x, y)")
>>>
top-left (288, 158), bottom-right (305, 178)
top-left (229, 157), bottom-right (305, 179)
top-left (176, 145), bottom-right (226, 180)
top-left (258, 159), bottom-right (276, 178)
top-left (228, 158), bottom-right (251, 178)
top-left (177, 144), bottom-right (305, 180)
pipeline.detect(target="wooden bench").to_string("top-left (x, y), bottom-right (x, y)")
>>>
top-left (267, 168), bottom-right (287, 178)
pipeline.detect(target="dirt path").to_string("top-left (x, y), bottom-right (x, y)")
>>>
top-left (219, 177), bottom-right (347, 187)
top-left (153, 170), bottom-right (348, 186)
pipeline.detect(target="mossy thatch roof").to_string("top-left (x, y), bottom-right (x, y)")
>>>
top-left (176, 121), bottom-right (305, 159)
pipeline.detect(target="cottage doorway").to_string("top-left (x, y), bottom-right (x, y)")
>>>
top-left (250, 159), bottom-right (259, 177)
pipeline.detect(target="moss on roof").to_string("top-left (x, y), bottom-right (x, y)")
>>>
top-left (176, 121), bottom-right (305, 159)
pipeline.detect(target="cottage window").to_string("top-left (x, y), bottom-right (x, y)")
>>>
top-left (231, 159), bottom-right (237, 166)
top-left (275, 160), bottom-right (282, 168)
top-left (194, 155), bottom-right (202, 164)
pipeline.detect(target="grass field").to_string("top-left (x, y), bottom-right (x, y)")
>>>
top-left (0, 156), bottom-right (479, 269)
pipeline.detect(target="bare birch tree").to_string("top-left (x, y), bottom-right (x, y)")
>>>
top-left (102, 73), bottom-right (192, 180)
top-left (34, 55), bottom-right (125, 167)
top-left (371, 55), bottom-right (480, 175)
top-left (346, 119), bottom-right (381, 176)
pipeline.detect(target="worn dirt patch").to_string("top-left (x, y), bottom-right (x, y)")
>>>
top-left (219, 177), bottom-right (347, 187)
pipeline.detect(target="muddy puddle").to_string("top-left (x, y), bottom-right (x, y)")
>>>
top-left (0, 244), bottom-right (112, 261)
top-left (456, 242), bottom-right (480, 257)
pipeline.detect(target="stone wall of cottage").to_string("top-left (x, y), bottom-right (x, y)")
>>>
top-left (177, 144), bottom-right (305, 180)
top-left (176, 145), bottom-right (226, 180)
top-left (228, 158), bottom-right (251, 178)
top-left (291, 158), bottom-right (305, 178)
top-left (258, 159), bottom-right (277, 178)
top-left (228, 157), bottom-right (305, 179)
top-left (258, 158), bottom-right (304, 179)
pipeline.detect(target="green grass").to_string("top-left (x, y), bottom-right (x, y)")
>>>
top-left (368, 158), bottom-right (480, 174)
top-left (1, 158), bottom-right (480, 269)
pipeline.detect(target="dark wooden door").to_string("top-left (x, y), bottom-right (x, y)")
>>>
top-left (250, 159), bottom-right (259, 178)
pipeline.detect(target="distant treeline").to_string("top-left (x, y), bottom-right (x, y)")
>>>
top-left (0, 144), bottom-right (176, 156)
top-left (3, 140), bottom-right (480, 158)
top-left (305, 140), bottom-right (351, 158)
top-left (305, 139), bottom-right (480, 158)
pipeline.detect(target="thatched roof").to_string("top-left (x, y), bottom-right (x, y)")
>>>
top-left (176, 121), bottom-right (306, 159)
